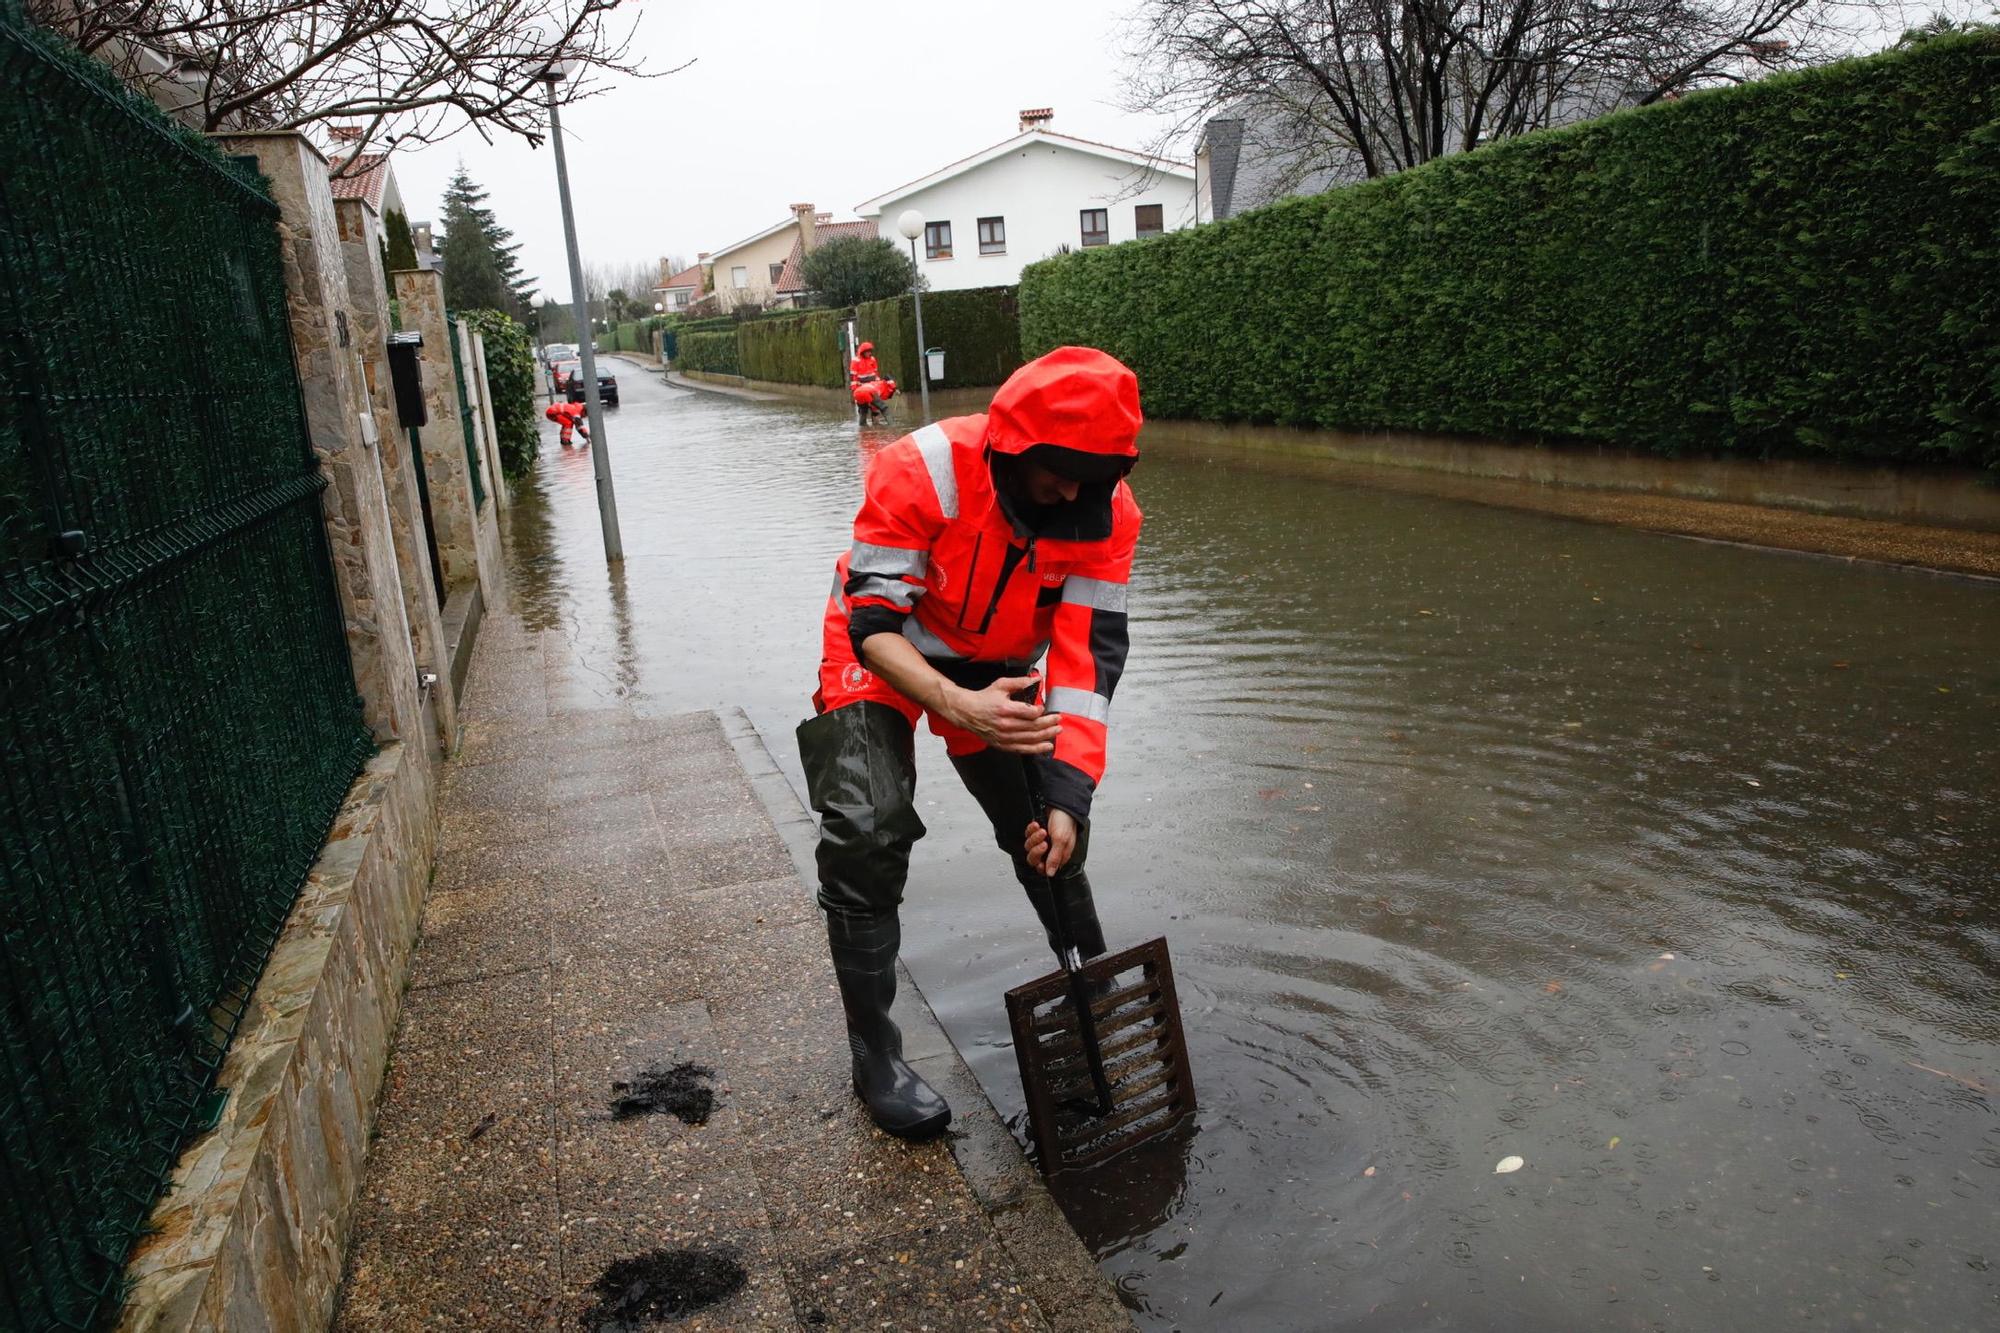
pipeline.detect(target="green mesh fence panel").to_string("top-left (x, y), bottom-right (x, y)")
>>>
top-left (0, 6), bottom-right (374, 1327)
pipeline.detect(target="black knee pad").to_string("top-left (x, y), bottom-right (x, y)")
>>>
top-left (797, 702), bottom-right (926, 915)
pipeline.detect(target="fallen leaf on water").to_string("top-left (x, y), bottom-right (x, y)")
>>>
top-left (1658, 952), bottom-right (1675, 960)
top-left (1417, 609), bottom-right (1435, 616)
top-left (1938, 686), bottom-right (1952, 694)
top-left (1494, 1156), bottom-right (1525, 1175)
top-left (1258, 788), bottom-right (1283, 800)
top-left (1831, 661), bottom-right (1850, 669)
top-left (1835, 972), bottom-right (1850, 980)
top-left (1607, 1136), bottom-right (1621, 1150)
top-left (1363, 1166), bottom-right (1376, 1177)
top-left (1746, 779), bottom-right (1762, 787)
top-left (1542, 980), bottom-right (1564, 995)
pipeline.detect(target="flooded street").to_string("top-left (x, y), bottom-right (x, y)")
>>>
top-left (519, 364), bottom-right (2000, 1330)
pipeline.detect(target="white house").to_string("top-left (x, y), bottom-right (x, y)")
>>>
top-left (854, 110), bottom-right (1197, 291)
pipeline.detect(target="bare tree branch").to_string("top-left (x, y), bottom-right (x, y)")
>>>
top-left (29, 0), bottom-right (679, 167)
top-left (1124, 0), bottom-right (1963, 205)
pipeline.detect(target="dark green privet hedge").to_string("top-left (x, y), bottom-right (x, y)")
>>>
top-left (461, 309), bottom-right (539, 477)
top-left (676, 330), bottom-right (741, 375)
top-left (857, 285), bottom-right (1025, 389)
top-left (1019, 33), bottom-right (2000, 468)
top-left (739, 309), bottom-right (850, 387)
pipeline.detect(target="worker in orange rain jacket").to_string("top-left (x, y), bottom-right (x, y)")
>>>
top-left (849, 340), bottom-right (893, 417)
top-left (544, 399), bottom-right (589, 446)
top-left (796, 346), bottom-right (1143, 1139)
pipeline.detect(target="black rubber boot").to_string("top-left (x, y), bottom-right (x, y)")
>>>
top-left (798, 704), bottom-right (950, 1139)
top-left (825, 910), bottom-right (950, 1138)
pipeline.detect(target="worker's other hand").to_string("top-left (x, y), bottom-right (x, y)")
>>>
top-left (1024, 808), bottom-right (1078, 878)
top-left (947, 675), bottom-right (1059, 755)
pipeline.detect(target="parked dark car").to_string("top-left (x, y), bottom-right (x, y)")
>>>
top-left (567, 363), bottom-right (618, 407)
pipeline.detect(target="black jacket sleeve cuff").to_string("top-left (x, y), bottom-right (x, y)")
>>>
top-left (847, 606), bottom-right (907, 663)
top-left (1036, 757), bottom-right (1095, 824)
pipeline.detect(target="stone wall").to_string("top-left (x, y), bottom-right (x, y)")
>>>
top-left (392, 268), bottom-right (497, 595)
top-left (335, 196), bottom-right (457, 753)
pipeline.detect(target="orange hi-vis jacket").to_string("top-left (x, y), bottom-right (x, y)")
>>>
top-left (816, 347), bottom-right (1143, 821)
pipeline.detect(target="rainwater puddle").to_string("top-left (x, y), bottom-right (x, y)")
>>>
top-left (517, 368), bottom-right (2000, 1330)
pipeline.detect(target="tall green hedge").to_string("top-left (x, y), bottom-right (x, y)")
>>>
top-left (857, 285), bottom-right (1025, 390)
top-left (460, 309), bottom-right (538, 478)
top-left (675, 330), bottom-right (741, 375)
top-left (1020, 34), bottom-right (2000, 467)
top-left (739, 309), bottom-right (850, 387)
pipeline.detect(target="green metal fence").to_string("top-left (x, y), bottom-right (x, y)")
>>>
top-left (446, 314), bottom-right (486, 509)
top-left (0, 6), bottom-right (373, 1327)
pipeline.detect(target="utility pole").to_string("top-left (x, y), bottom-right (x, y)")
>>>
top-left (896, 210), bottom-right (931, 423)
top-left (543, 63), bottom-right (623, 563)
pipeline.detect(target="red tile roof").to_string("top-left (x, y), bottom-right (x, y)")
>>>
top-left (328, 153), bottom-right (391, 212)
top-left (773, 220), bottom-right (880, 294)
top-left (655, 264), bottom-right (705, 292)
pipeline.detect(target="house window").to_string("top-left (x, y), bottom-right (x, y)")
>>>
top-left (925, 221), bottom-right (953, 259)
top-left (1080, 209), bottom-right (1109, 247)
top-left (977, 216), bottom-right (1006, 255)
top-left (671, 290), bottom-right (690, 309)
top-left (731, 265), bottom-right (750, 289)
top-left (1135, 204), bottom-right (1164, 238)
top-left (769, 262), bottom-right (785, 284)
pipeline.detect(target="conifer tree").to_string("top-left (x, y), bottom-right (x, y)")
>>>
top-left (439, 166), bottom-right (534, 316)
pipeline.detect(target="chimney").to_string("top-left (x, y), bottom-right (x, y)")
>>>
top-left (790, 202), bottom-right (817, 253)
top-left (1019, 107), bottom-right (1054, 132)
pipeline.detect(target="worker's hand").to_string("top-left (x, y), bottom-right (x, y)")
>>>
top-left (1025, 808), bottom-right (1079, 878)
top-left (943, 675), bottom-right (1059, 755)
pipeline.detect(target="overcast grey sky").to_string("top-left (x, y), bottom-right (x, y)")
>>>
top-left (389, 0), bottom-right (1977, 305)
top-left (391, 0), bottom-right (1180, 305)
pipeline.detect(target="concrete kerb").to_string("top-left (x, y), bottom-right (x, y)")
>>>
top-left (718, 707), bottom-right (1133, 1330)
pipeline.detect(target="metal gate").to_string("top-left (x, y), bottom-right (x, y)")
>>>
top-left (0, 5), bottom-right (373, 1327)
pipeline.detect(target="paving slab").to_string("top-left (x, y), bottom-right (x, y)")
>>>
top-left (335, 607), bottom-right (1132, 1330)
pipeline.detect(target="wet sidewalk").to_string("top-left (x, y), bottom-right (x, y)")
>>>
top-left (334, 604), bottom-right (1130, 1331)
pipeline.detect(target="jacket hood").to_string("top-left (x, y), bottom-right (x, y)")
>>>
top-left (986, 346), bottom-right (1142, 460)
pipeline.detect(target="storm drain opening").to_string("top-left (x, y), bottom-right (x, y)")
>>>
top-left (581, 1247), bottom-right (746, 1329)
top-left (610, 1062), bottom-right (716, 1125)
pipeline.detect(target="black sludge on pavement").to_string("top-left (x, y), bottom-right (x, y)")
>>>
top-left (581, 1248), bottom-right (747, 1329)
top-left (609, 1061), bottom-right (717, 1125)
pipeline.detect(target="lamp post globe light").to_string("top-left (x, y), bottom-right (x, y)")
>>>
top-left (895, 209), bottom-right (931, 423)
top-left (541, 57), bottom-right (623, 562)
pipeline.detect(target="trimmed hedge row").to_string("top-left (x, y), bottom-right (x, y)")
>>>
top-left (675, 330), bottom-right (741, 375)
top-left (738, 309), bottom-right (851, 388)
top-left (1019, 33), bottom-right (2000, 467)
top-left (856, 285), bottom-right (1025, 390)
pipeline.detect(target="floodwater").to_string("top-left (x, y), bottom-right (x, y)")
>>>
top-left (515, 366), bottom-right (2000, 1331)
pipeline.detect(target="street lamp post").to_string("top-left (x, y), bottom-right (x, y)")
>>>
top-left (896, 209), bottom-right (931, 424)
top-left (543, 61), bottom-right (623, 563)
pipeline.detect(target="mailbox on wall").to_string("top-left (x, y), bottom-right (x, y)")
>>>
top-left (386, 332), bottom-right (427, 428)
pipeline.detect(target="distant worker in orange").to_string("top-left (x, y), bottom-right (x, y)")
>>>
top-left (850, 341), bottom-right (896, 421)
top-left (545, 399), bottom-right (590, 447)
